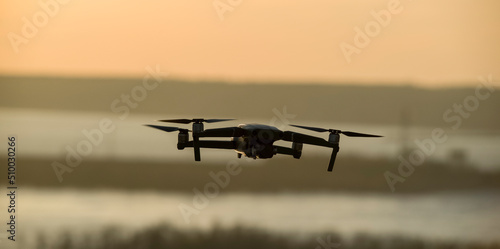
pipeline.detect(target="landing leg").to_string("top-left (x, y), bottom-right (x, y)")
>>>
top-left (327, 146), bottom-right (340, 172)
top-left (193, 136), bottom-right (201, 161)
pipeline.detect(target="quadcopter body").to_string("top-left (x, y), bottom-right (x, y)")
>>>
top-left (146, 119), bottom-right (382, 171)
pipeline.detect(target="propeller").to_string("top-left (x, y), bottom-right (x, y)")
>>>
top-left (155, 118), bottom-right (234, 162)
top-left (290, 124), bottom-right (382, 172)
top-left (144, 124), bottom-right (190, 133)
top-left (290, 124), bottom-right (382, 137)
top-left (158, 118), bottom-right (235, 124)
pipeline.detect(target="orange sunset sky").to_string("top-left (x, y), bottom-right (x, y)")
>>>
top-left (1, 0), bottom-right (499, 87)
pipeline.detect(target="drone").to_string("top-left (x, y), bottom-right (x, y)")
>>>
top-left (145, 118), bottom-right (382, 171)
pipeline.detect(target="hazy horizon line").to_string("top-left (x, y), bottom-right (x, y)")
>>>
top-left (2, 72), bottom-right (492, 90)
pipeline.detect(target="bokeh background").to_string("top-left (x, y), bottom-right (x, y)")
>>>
top-left (1, 1), bottom-right (500, 248)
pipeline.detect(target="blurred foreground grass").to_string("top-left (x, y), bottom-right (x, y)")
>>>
top-left (39, 223), bottom-right (499, 249)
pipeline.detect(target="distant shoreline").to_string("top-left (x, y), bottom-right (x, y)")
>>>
top-left (1, 75), bottom-right (499, 130)
top-left (8, 156), bottom-right (500, 194)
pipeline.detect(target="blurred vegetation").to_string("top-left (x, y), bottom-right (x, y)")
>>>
top-left (36, 223), bottom-right (499, 249)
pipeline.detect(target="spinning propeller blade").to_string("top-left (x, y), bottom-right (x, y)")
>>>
top-left (144, 125), bottom-right (189, 133)
top-left (158, 118), bottom-right (235, 124)
top-left (289, 124), bottom-right (329, 133)
top-left (340, 131), bottom-right (382, 137)
top-left (290, 124), bottom-right (382, 137)
top-left (204, 119), bottom-right (235, 123)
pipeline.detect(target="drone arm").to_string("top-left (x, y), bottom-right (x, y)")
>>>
top-left (283, 131), bottom-right (341, 171)
top-left (184, 140), bottom-right (236, 150)
top-left (274, 146), bottom-right (295, 156)
top-left (282, 131), bottom-right (334, 148)
top-left (198, 127), bottom-right (246, 138)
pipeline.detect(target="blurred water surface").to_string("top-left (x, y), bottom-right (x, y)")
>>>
top-left (8, 189), bottom-right (500, 248)
top-left (1, 108), bottom-right (499, 169)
